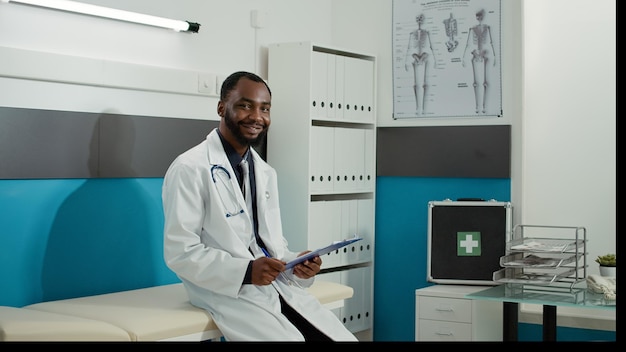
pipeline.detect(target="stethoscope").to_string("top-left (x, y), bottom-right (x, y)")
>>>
top-left (210, 164), bottom-right (245, 218)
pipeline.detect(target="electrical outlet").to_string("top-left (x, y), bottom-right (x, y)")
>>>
top-left (198, 73), bottom-right (216, 95)
top-left (250, 10), bottom-right (268, 29)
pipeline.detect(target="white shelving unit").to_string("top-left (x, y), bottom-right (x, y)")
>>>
top-left (415, 285), bottom-right (503, 342)
top-left (267, 41), bottom-right (376, 336)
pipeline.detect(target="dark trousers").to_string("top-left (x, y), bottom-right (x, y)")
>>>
top-left (279, 295), bottom-right (332, 342)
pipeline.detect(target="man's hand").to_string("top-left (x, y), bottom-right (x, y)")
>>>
top-left (251, 257), bottom-right (285, 286)
top-left (292, 250), bottom-right (322, 279)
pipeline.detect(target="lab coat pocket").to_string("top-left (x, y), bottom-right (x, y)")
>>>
top-left (227, 214), bottom-right (254, 245)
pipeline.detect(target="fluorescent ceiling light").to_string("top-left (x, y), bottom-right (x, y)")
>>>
top-left (3, 0), bottom-right (200, 33)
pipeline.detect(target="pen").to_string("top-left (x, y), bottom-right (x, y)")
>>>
top-left (261, 247), bottom-right (271, 258)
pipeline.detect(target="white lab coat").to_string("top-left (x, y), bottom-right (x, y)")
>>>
top-left (162, 129), bottom-right (357, 341)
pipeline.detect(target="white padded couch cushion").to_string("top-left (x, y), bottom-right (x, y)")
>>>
top-left (20, 281), bottom-right (353, 341)
top-left (23, 283), bottom-right (217, 341)
top-left (22, 281), bottom-right (353, 341)
top-left (0, 306), bottom-right (130, 341)
top-left (306, 280), bottom-right (354, 305)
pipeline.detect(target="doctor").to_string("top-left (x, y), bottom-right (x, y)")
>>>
top-left (162, 71), bottom-right (358, 342)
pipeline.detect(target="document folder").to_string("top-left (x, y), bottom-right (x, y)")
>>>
top-left (285, 236), bottom-right (363, 270)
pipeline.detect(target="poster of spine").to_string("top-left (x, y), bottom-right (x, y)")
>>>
top-left (392, 0), bottom-right (502, 119)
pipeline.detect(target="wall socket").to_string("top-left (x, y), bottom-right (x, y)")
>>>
top-left (198, 73), bottom-right (216, 95)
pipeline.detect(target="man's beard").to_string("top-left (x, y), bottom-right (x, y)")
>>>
top-left (224, 112), bottom-right (268, 148)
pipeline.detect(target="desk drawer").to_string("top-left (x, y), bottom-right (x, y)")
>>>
top-left (418, 296), bottom-right (472, 323)
top-left (418, 319), bottom-right (472, 341)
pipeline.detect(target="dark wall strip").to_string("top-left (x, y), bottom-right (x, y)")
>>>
top-left (376, 125), bottom-right (511, 178)
top-left (0, 108), bottom-right (97, 179)
top-left (1, 108), bottom-right (507, 179)
top-left (0, 107), bottom-right (218, 179)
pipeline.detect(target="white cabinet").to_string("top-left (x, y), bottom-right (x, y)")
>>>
top-left (415, 285), bottom-right (503, 341)
top-left (267, 41), bottom-right (376, 336)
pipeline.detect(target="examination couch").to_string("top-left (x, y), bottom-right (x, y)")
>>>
top-left (0, 281), bottom-right (353, 342)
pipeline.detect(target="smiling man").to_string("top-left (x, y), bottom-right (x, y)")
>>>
top-left (161, 71), bottom-right (358, 342)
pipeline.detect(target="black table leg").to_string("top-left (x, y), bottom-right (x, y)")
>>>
top-left (503, 301), bottom-right (518, 341)
top-left (543, 305), bottom-right (557, 341)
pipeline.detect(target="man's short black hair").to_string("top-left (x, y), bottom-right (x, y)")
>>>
top-left (220, 71), bottom-right (272, 100)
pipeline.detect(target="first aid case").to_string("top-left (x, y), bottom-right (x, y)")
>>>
top-left (427, 199), bottom-right (512, 285)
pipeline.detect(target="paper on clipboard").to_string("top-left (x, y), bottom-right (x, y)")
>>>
top-left (284, 236), bottom-right (363, 270)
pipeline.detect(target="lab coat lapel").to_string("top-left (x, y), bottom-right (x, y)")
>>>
top-left (205, 130), bottom-right (253, 226)
top-left (249, 150), bottom-right (278, 251)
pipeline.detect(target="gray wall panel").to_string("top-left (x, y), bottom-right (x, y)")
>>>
top-left (99, 114), bottom-right (215, 178)
top-left (376, 125), bottom-right (510, 178)
top-left (0, 107), bottom-right (219, 179)
top-left (0, 108), bottom-right (98, 179)
top-left (2, 108), bottom-right (508, 179)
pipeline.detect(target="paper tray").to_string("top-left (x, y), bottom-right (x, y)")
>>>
top-left (493, 267), bottom-right (576, 285)
top-left (500, 252), bottom-right (581, 268)
top-left (507, 237), bottom-right (585, 253)
top-left (503, 283), bottom-right (587, 304)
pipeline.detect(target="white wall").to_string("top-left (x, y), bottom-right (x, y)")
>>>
top-left (517, 0), bottom-right (616, 326)
top-left (0, 0), bottom-right (336, 119)
top-left (520, 0), bottom-right (616, 274)
top-left (333, 0), bottom-right (616, 276)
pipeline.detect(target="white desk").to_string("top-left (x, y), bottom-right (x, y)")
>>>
top-left (466, 283), bottom-right (616, 341)
top-left (415, 285), bottom-right (502, 341)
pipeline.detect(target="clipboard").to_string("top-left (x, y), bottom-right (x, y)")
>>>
top-left (284, 236), bottom-right (363, 270)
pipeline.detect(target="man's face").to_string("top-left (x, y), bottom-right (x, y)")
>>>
top-left (219, 78), bottom-right (271, 149)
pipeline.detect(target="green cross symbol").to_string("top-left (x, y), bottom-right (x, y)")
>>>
top-left (457, 232), bottom-right (481, 256)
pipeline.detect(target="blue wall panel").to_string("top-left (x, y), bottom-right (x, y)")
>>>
top-left (0, 178), bottom-right (179, 307)
top-left (373, 176), bottom-right (511, 341)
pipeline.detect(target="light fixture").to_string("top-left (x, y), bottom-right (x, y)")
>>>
top-left (2, 0), bottom-right (200, 33)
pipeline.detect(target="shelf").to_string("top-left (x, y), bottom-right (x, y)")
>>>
top-left (311, 119), bottom-right (375, 127)
top-left (505, 283), bottom-right (588, 304)
top-left (508, 237), bottom-right (585, 253)
top-left (493, 267), bottom-right (576, 285)
top-left (267, 41), bottom-right (376, 334)
top-left (500, 252), bottom-right (581, 268)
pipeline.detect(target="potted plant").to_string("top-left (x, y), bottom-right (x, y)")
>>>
top-left (595, 253), bottom-right (616, 277)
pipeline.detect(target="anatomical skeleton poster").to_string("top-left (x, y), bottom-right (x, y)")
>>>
top-left (392, 0), bottom-right (502, 119)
